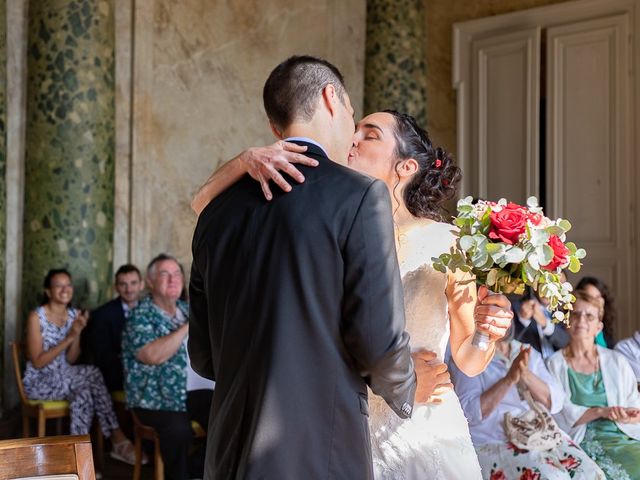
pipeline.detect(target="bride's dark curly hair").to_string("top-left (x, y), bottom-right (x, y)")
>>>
top-left (384, 110), bottom-right (461, 221)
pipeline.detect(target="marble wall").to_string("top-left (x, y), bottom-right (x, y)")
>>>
top-left (0, 0), bottom-right (5, 411)
top-left (121, 0), bottom-right (366, 271)
top-left (364, 0), bottom-right (428, 126)
top-left (422, 0), bottom-right (569, 154)
top-left (22, 0), bottom-right (115, 310)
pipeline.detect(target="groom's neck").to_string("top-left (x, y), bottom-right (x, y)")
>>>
top-left (283, 122), bottom-right (344, 165)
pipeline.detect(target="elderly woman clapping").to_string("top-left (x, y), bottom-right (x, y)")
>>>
top-left (451, 330), bottom-right (604, 480)
top-left (546, 290), bottom-right (640, 479)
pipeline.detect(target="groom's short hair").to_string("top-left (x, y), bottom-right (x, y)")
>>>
top-left (263, 55), bottom-right (346, 131)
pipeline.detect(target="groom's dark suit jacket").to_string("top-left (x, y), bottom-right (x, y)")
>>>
top-left (189, 142), bottom-right (416, 480)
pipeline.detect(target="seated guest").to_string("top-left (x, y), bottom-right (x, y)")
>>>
top-left (546, 291), bottom-right (640, 479)
top-left (575, 276), bottom-right (616, 347)
top-left (23, 269), bottom-right (138, 464)
top-left (512, 287), bottom-right (569, 358)
top-left (614, 332), bottom-right (640, 382)
top-left (452, 332), bottom-right (604, 479)
top-left (123, 254), bottom-right (213, 480)
top-left (87, 264), bottom-right (143, 392)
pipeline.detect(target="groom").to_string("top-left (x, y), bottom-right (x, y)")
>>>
top-left (190, 56), bottom-right (421, 479)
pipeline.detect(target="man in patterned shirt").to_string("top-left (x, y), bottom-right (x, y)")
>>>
top-left (123, 253), bottom-right (212, 480)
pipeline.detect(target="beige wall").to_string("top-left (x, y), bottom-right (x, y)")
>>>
top-left (115, 0), bottom-right (366, 271)
top-left (423, 0), bottom-right (568, 154)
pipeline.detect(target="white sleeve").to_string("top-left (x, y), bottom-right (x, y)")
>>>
top-left (614, 339), bottom-right (640, 382)
top-left (541, 321), bottom-right (556, 337)
top-left (530, 349), bottom-right (565, 414)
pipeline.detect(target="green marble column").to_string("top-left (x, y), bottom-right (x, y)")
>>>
top-left (364, 0), bottom-right (428, 126)
top-left (0, 0), bottom-right (6, 414)
top-left (23, 0), bottom-right (114, 311)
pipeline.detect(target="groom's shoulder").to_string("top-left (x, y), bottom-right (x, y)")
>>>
top-left (315, 156), bottom-right (378, 191)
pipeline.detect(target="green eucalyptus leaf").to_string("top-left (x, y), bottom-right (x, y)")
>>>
top-left (569, 257), bottom-right (581, 273)
top-left (433, 262), bottom-right (447, 274)
top-left (545, 225), bottom-right (565, 237)
top-left (565, 242), bottom-right (577, 254)
top-left (459, 235), bottom-right (475, 252)
top-left (505, 246), bottom-right (526, 264)
top-left (523, 262), bottom-right (538, 283)
top-left (539, 245), bottom-right (555, 265)
top-left (471, 250), bottom-right (489, 267)
top-left (558, 219), bottom-right (572, 232)
top-left (575, 248), bottom-right (587, 259)
top-left (486, 243), bottom-right (503, 254)
top-left (486, 269), bottom-right (498, 286)
top-left (530, 229), bottom-right (550, 247)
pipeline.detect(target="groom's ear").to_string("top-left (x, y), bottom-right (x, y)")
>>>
top-left (321, 84), bottom-right (339, 117)
top-left (397, 158), bottom-right (419, 178)
top-left (269, 121), bottom-right (284, 139)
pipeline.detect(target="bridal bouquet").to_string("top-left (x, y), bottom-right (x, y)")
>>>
top-left (433, 197), bottom-right (586, 347)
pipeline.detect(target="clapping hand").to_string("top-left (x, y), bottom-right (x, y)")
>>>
top-left (68, 309), bottom-right (89, 340)
top-left (474, 285), bottom-right (514, 342)
top-left (413, 350), bottom-right (453, 404)
top-left (505, 345), bottom-right (531, 385)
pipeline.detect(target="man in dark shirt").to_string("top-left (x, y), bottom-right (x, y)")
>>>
top-left (88, 264), bottom-right (143, 392)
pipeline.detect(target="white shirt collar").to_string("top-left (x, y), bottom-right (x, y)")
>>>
top-left (284, 136), bottom-right (329, 158)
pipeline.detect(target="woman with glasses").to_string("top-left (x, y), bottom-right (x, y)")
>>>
top-left (546, 290), bottom-right (640, 479)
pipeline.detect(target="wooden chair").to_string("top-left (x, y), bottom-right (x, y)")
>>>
top-left (0, 434), bottom-right (96, 479)
top-left (11, 342), bottom-right (70, 437)
top-left (11, 342), bottom-right (105, 472)
top-left (130, 410), bottom-right (206, 480)
top-left (131, 410), bottom-right (163, 480)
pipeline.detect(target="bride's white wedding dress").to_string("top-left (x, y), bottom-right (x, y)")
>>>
top-left (369, 221), bottom-right (483, 479)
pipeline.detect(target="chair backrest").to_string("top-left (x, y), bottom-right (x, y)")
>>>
top-left (10, 342), bottom-right (29, 404)
top-left (0, 435), bottom-right (95, 479)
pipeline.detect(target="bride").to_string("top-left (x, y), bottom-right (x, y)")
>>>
top-left (191, 110), bottom-right (513, 479)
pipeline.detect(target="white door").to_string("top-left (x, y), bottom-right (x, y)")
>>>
top-left (546, 14), bottom-right (634, 337)
top-left (470, 28), bottom-right (541, 203)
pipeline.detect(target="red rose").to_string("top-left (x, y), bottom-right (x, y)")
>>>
top-left (519, 468), bottom-right (541, 480)
top-left (527, 211), bottom-right (543, 226)
top-left (490, 470), bottom-right (507, 480)
top-left (560, 456), bottom-right (581, 471)
top-left (489, 203), bottom-right (528, 245)
top-left (542, 235), bottom-right (570, 271)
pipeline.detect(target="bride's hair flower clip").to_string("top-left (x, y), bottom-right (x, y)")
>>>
top-left (434, 158), bottom-right (443, 169)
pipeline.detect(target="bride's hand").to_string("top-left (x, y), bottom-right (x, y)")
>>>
top-left (241, 141), bottom-right (318, 200)
top-left (412, 350), bottom-right (452, 403)
top-left (474, 286), bottom-right (513, 343)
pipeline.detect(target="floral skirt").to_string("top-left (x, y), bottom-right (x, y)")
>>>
top-left (476, 439), bottom-right (605, 480)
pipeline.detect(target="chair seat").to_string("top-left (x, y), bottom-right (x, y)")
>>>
top-left (111, 390), bottom-right (126, 403)
top-left (11, 476), bottom-right (79, 480)
top-left (191, 421), bottom-right (205, 438)
top-left (27, 399), bottom-right (69, 410)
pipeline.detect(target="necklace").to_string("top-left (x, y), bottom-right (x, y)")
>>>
top-left (567, 347), bottom-right (601, 389)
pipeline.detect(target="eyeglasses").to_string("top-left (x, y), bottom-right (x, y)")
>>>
top-left (569, 310), bottom-right (599, 322)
